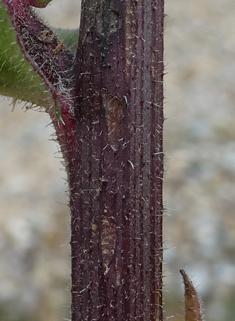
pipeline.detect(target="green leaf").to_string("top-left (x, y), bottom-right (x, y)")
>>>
top-left (0, 1), bottom-right (78, 108)
top-left (0, 1), bottom-right (51, 107)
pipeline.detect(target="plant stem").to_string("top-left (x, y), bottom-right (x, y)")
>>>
top-left (69, 1), bottom-right (164, 320)
top-left (0, 1), bottom-right (78, 107)
top-left (0, 2), bottom-right (51, 107)
top-left (1, 0), bottom-right (164, 319)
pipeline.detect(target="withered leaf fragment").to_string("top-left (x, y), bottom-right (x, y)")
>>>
top-left (180, 269), bottom-right (203, 321)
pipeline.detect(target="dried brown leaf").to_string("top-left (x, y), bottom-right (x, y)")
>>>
top-left (180, 269), bottom-right (203, 321)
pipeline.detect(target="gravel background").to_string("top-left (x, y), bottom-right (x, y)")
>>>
top-left (1, 0), bottom-right (235, 320)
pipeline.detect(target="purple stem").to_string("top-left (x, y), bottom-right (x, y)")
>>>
top-left (3, 1), bottom-right (164, 320)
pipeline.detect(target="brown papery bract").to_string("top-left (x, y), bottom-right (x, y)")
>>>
top-left (180, 269), bottom-right (203, 321)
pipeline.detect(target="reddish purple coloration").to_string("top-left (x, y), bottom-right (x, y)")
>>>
top-left (70, 1), bottom-right (164, 320)
top-left (3, 0), bottom-right (77, 162)
top-left (7, 0), bottom-right (52, 7)
top-left (4, 0), bottom-right (164, 320)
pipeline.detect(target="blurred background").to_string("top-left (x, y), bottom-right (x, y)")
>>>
top-left (0, 0), bottom-right (235, 320)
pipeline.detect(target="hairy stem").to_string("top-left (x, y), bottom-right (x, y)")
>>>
top-left (0, 1), bottom-right (51, 107)
top-left (69, 1), bottom-right (164, 320)
top-left (1, 0), bottom-right (164, 320)
top-left (0, 0), bottom-right (78, 107)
